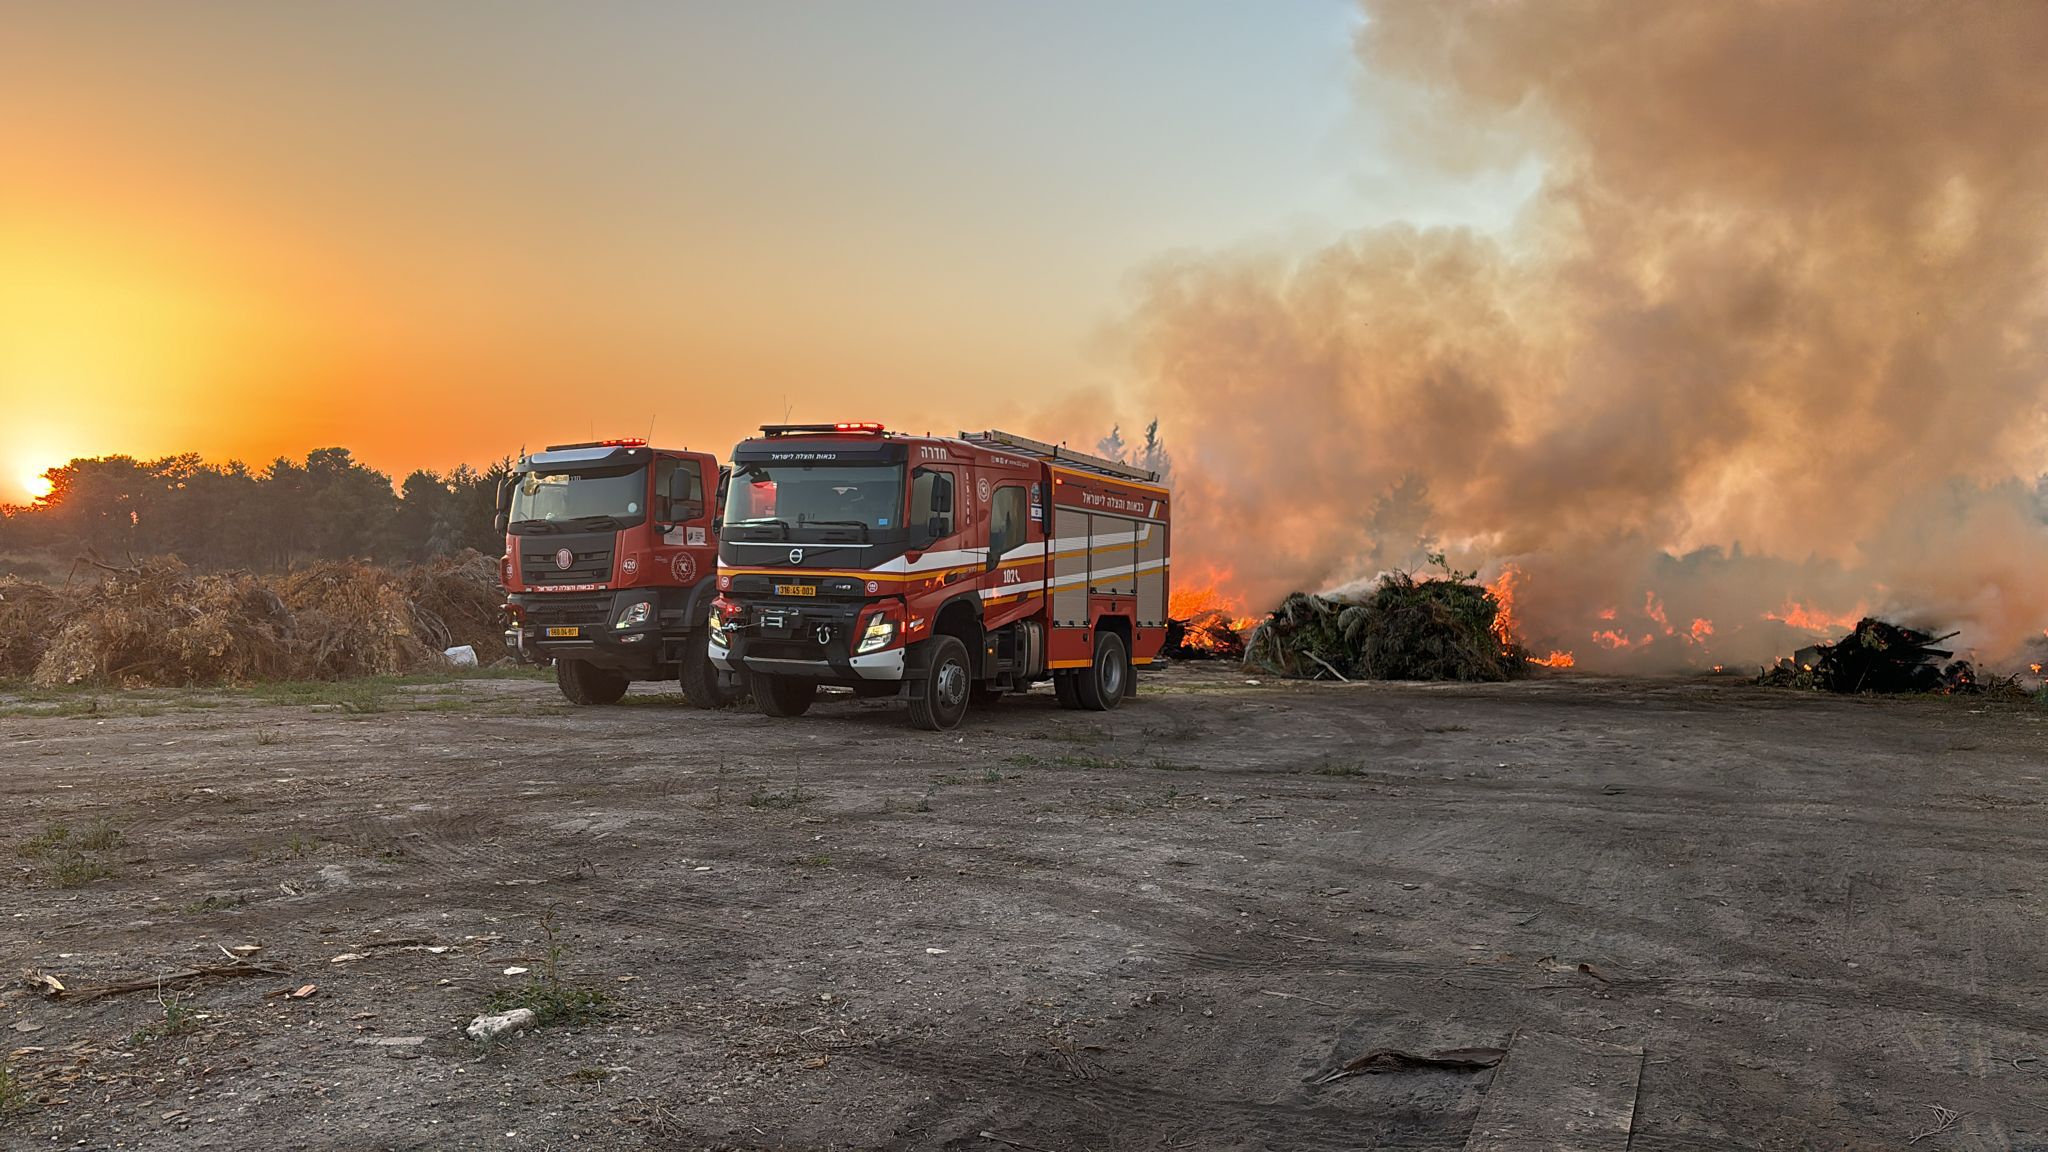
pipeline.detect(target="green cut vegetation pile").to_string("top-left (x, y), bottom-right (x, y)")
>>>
top-left (1244, 572), bottom-right (1526, 682)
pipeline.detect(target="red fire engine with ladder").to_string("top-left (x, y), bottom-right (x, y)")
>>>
top-left (709, 425), bottom-right (1169, 730)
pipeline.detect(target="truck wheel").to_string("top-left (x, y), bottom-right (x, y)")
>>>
top-left (1054, 671), bottom-right (1079, 709)
top-left (1072, 633), bottom-right (1128, 712)
top-left (909, 636), bottom-right (972, 731)
top-left (754, 674), bottom-right (817, 718)
top-left (557, 659), bottom-right (629, 706)
top-left (678, 630), bottom-right (731, 709)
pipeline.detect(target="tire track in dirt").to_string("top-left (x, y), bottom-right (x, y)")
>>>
top-left (849, 1039), bottom-right (1465, 1152)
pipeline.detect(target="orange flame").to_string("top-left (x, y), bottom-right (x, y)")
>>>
top-left (1763, 601), bottom-right (1862, 633)
top-left (1689, 617), bottom-right (1714, 642)
top-left (1486, 564), bottom-right (1576, 670)
top-left (1169, 577), bottom-right (1258, 654)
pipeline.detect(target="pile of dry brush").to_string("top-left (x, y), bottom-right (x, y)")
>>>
top-left (0, 551), bottom-right (504, 688)
top-left (1243, 571), bottom-right (1526, 682)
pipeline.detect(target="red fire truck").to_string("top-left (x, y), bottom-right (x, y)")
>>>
top-left (708, 425), bottom-right (1169, 730)
top-left (496, 439), bottom-right (741, 708)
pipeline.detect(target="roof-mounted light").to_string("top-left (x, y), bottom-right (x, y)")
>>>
top-left (759, 423), bottom-right (889, 438)
top-left (542, 437), bottom-right (648, 451)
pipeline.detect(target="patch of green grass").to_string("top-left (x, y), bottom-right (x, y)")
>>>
top-left (981, 767), bottom-right (1005, 784)
top-left (0, 1061), bottom-right (27, 1116)
top-left (181, 893), bottom-right (245, 914)
top-left (17, 819), bottom-right (122, 887)
top-left (1311, 763), bottom-right (1367, 777)
top-left (130, 989), bottom-right (198, 1046)
top-left (794, 853), bottom-right (832, 868)
top-left (16, 823), bottom-right (71, 858)
top-left (1145, 758), bottom-right (1196, 772)
top-left (76, 818), bottom-right (123, 852)
top-left (484, 909), bottom-right (613, 1031)
top-left (747, 785), bottom-right (811, 810)
top-left (1052, 727), bottom-right (1113, 746)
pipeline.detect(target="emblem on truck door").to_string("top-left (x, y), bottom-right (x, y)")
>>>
top-left (555, 548), bottom-right (574, 570)
top-left (789, 548), bottom-right (804, 564)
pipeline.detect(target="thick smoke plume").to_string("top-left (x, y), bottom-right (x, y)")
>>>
top-left (1127, 0), bottom-right (2048, 670)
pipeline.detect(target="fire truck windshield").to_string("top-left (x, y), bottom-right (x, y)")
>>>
top-left (508, 465), bottom-right (648, 532)
top-left (725, 463), bottom-right (903, 538)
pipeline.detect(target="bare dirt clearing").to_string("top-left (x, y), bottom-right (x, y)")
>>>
top-left (2, 667), bottom-right (2045, 1150)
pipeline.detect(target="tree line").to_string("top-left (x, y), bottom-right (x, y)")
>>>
top-left (0, 449), bottom-right (510, 573)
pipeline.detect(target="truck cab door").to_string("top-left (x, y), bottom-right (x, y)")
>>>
top-left (653, 453), bottom-right (716, 588)
top-left (980, 478), bottom-right (1042, 627)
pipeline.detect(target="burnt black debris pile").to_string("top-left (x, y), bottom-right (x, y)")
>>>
top-left (1758, 617), bottom-right (2006, 694)
top-left (1243, 572), bottom-right (1524, 682)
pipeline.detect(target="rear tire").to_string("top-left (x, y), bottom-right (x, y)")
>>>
top-left (909, 636), bottom-right (972, 731)
top-left (1073, 633), bottom-right (1128, 712)
top-left (754, 673), bottom-right (817, 718)
top-left (556, 659), bottom-right (629, 706)
top-left (678, 629), bottom-right (732, 709)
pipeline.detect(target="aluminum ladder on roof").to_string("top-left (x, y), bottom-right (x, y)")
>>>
top-left (957, 429), bottom-right (1159, 484)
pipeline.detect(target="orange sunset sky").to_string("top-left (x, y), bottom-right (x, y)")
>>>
top-left (1, 1), bottom-right (1534, 502)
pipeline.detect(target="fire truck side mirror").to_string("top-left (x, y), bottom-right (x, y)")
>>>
top-left (493, 478), bottom-right (510, 536)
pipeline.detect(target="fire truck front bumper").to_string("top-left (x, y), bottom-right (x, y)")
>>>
top-left (710, 633), bottom-right (907, 681)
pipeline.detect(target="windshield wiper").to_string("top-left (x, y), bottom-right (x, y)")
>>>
top-left (800, 519), bottom-right (871, 541)
top-left (729, 518), bottom-right (791, 540)
top-left (509, 519), bottom-right (559, 534)
top-left (569, 514), bottom-right (624, 530)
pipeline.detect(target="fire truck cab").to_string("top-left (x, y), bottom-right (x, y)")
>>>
top-left (497, 439), bottom-right (742, 708)
top-left (708, 425), bottom-right (1169, 730)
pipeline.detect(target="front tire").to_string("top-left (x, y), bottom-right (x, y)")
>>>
top-left (679, 629), bottom-right (733, 709)
top-left (909, 636), bottom-right (973, 731)
top-left (556, 659), bottom-right (629, 706)
top-left (754, 673), bottom-right (817, 718)
top-left (1072, 633), bottom-right (1128, 712)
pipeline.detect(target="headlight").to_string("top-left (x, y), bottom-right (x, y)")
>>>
top-left (614, 600), bottom-right (654, 630)
top-left (855, 613), bottom-right (896, 655)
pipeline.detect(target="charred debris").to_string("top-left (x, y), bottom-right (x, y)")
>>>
top-left (1758, 617), bottom-right (2031, 697)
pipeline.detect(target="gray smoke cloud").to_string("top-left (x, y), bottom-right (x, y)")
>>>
top-left (1121, 0), bottom-right (2048, 670)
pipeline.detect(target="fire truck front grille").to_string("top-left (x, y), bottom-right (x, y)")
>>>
top-left (520, 542), bottom-right (614, 585)
top-left (519, 593), bottom-right (612, 628)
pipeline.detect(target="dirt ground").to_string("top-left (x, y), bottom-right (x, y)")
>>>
top-left (2, 665), bottom-right (2044, 1151)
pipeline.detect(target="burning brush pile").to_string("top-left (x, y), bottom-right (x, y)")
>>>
top-left (1759, 617), bottom-right (2031, 697)
top-left (1243, 568), bottom-right (1528, 682)
top-left (0, 551), bottom-right (505, 688)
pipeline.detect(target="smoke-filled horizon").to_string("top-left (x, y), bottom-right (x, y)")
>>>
top-left (1124, 0), bottom-right (2048, 671)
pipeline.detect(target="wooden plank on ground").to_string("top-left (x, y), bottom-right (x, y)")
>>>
top-left (1464, 1031), bottom-right (1643, 1152)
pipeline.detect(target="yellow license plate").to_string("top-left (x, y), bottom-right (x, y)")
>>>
top-left (545, 626), bottom-right (580, 637)
top-left (775, 584), bottom-right (817, 597)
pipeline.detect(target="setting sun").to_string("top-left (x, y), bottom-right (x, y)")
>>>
top-left (23, 471), bottom-right (54, 500)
